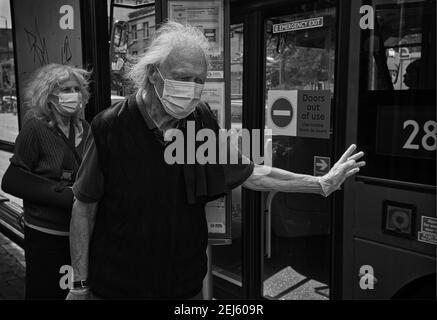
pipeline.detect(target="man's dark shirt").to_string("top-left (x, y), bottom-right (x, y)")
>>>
top-left (73, 90), bottom-right (254, 203)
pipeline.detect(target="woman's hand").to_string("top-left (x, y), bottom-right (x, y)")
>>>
top-left (319, 144), bottom-right (366, 197)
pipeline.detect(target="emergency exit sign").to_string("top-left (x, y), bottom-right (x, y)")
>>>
top-left (273, 17), bottom-right (324, 33)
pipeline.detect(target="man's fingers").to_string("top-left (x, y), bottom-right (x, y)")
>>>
top-left (347, 151), bottom-right (365, 162)
top-left (346, 168), bottom-right (360, 178)
top-left (342, 159), bottom-right (366, 171)
top-left (339, 144), bottom-right (357, 163)
top-left (356, 161), bottom-right (366, 168)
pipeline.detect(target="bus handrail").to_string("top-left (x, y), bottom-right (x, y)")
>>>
top-left (355, 175), bottom-right (436, 193)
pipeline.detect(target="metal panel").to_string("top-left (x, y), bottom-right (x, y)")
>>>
top-left (241, 9), bottom-right (264, 299)
top-left (353, 237), bottom-right (435, 299)
top-left (353, 182), bottom-right (436, 256)
top-left (341, 0), bottom-right (364, 299)
top-left (330, 0), bottom-right (352, 300)
top-left (80, 0), bottom-right (111, 119)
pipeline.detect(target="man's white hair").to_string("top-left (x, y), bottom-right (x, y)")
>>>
top-left (127, 21), bottom-right (210, 89)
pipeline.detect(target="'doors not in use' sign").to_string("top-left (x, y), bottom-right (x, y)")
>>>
top-left (297, 90), bottom-right (331, 139)
top-left (267, 90), bottom-right (331, 139)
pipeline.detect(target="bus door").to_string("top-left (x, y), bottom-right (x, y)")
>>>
top-left (262, 1), bottom-right (337, 300)
top-left (209, 0), bottom-right (341, 299)
top-left (344, 0), bottom-right (436, 299)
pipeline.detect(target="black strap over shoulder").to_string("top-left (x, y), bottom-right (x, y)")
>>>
top-left (182, 101), bottom-right (228, 205)
top-left (193, 102), bottom-right (219, 132)
top-left (53, 124), bottom-right (82, 165)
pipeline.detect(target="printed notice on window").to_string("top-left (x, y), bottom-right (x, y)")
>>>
top-left (273, 17), bottom-right (324, 33)
top-left (205, 197), bottom-right (226, 234)
top-left (418, 216), bottom-right (437, 245)
top-left (201, 82), bottom-right (225, 127)
top-left (168, 0), bottom-right (224, 79)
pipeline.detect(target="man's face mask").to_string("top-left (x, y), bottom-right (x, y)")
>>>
top-left (153, 67), bottom-right (204, 119)
top-left (52, 92), bottom-right (82, 117)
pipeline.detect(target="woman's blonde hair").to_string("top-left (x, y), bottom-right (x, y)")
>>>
top-left (23, 63), bottom-right (91, 124)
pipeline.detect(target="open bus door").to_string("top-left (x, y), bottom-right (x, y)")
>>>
top-left (207, 0), bottom-right (342, 300)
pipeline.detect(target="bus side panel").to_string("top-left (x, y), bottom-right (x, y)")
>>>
top-left (354, 182), bottom-right (436, 257)
top-left (353, 238), bottom-right (435, 299)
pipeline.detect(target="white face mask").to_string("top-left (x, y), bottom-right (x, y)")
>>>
top-left (154, 68), bottom-right (204, 119)
top-left (52, 92), bottom-right (82, 117)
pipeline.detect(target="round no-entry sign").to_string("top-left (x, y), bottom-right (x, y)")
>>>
top-left (270, 98), bottom-right (294, 128)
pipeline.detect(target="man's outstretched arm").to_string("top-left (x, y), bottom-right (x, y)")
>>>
top-left (243, 144), bottom-right (365, 197)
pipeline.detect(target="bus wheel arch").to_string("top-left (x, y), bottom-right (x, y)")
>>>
top-left (391, 273), bottom-right (436, 300)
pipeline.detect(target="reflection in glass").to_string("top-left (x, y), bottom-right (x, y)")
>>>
top-left (109, 1), bottom-right (156, 96)
top-left (0, 0), bottom-right (18, 143)
top-left (364, 0), bottom-right (436, 91)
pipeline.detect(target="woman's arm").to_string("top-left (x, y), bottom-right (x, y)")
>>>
top-left (10, 117), bottom-right (41, 170)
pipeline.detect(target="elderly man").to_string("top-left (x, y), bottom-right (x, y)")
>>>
top-left (67, 22), bottom-right (365, 300)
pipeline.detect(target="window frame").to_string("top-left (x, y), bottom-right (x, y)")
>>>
top-left (143, 21), bottom-right (149, 39)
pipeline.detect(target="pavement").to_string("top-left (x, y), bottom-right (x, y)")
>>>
top-left (0, 232), bottom-right (25, 300)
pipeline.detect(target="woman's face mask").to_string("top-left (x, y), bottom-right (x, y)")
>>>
top-left (51, 92), bottom-right (83, 117)
top-left (154, 67), bottom-right (204, 119)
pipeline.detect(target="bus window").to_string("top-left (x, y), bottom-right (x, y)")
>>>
top-left (108, 0), bottom-right (156, 97)
top-left (358, 0), bottom-right (436, 186)
top-left (363, 1), bottom-right (435, 91)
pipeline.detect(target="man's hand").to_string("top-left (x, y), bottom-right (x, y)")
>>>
top-left (319, 144), bottom-right (365, 197)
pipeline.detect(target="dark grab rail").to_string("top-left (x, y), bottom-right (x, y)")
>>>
top-left (355, 175), bottom-right (436, 194)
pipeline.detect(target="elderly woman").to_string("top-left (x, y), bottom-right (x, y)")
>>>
top-left (11, 63), bottom-right (91, 299)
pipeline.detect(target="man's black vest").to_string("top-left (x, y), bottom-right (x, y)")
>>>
top-left (88, 96), bottom-right (208, 299)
